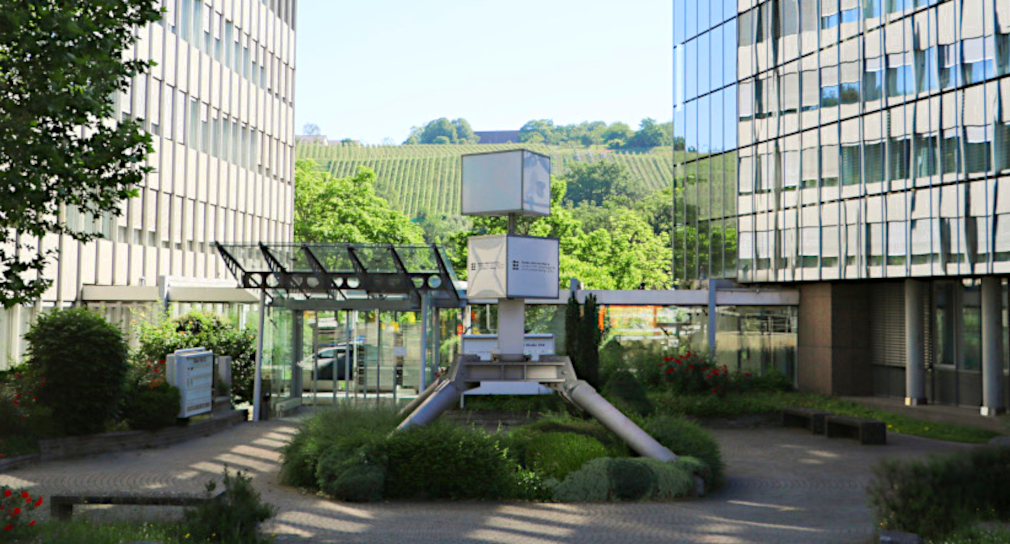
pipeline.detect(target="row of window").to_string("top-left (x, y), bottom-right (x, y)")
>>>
top-left (160, 0), bottom-right (294, 105)
top-left (676, 0), bottom-right (740, 44)
top-left (735, 0), bottom-right (1010, 84)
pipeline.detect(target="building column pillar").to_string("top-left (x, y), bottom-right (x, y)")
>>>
top-left (905, 279), bottom-right (926, 405)
top-left (981, 276), bottom-right (1005, 416)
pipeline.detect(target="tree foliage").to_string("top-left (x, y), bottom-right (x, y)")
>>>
top-left (0, 0), bottom-right (161, 308)
top-left (403, 117), bottom-right (479, 144)
top-left (562, 160), bottom-right (647, 207)
top-left (294, 159), bottom-right (424, 244)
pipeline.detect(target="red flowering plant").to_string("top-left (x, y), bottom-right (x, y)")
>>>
top-left (658, 351), bottom-right (733, 396)
top-left (0, 486), bottom-right (42, 536)
top-left (0, 367), bottom-right (54, 459)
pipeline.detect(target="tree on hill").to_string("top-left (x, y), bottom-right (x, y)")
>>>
top-left (602, 122), bottom-right (634, 146)
top-left (518, 119), bottom-right (557, 145)
top-left (625, 118), bottom-right (673, 149)
top-left (0, 0), bottom-right (161, 308)
top-left (562, 160), bottom-right (647, 207)
top-left (402, 118), bottom-right (479, 144)
top-left (294, 159), bottom-right (424, 244)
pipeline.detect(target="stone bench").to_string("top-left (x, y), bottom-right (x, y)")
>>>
top-left (781, 407), bottom-right (832, 434)
top-left (51, 491), bottom-right (224, 521)
top-left (825, 414), bottom-right (887, 445)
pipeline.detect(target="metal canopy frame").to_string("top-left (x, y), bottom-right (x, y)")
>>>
top-left (216, 242), bottom-right (465, 311)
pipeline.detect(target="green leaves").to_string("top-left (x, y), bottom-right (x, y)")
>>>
top-left (0, 0), bottom-right (161, 308)
top-left (294, 159), bottom-right (425, 244)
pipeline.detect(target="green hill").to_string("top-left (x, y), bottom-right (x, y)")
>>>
top-left (297, 143), bottom-right (677, 218)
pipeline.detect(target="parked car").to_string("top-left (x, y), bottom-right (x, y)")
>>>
top-left (298, 344), bottom-right (356, 382)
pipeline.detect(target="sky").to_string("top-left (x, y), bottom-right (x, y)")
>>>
top-left (294, 0), bottom-right (673, 144)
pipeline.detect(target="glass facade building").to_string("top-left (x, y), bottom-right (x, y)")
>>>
top-left (675, 0), bottom-right (1010, 413)
top-left (675, 0), bottom-right (1010, 283)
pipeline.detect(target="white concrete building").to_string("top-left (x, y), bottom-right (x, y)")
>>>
top-left (0, 0), bottom-right (297, 368)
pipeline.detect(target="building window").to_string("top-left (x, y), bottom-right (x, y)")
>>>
top-left (865, 141), bottom-right (886, 183)
top-left (962, 37), bottom-right (996, 84)
top-left (888, 138), bottom-right (910, 181)
top-left (887, 54), bottom-right (913, 98)
top-left (913, 133), bottom-right (939, 177)
top-left (941, 129), bottom-right (961, 174)
top-left (916, 46), bottom-right (939, 93)
top-left (864, 57), bottom-right (884, 101)
top-left (864, 0), bottom-right (881, 19)
top-left (939, 44), bottom-right (961, 89)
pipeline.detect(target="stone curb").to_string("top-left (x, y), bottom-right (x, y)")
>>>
top-left (0, 410), bottom-right (246, 473)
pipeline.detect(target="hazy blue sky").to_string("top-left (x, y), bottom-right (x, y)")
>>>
top-left (294, 0), bottom-right (672, 144)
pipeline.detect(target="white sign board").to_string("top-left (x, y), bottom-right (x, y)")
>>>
top-left (461, 334), bottom-right (556, 360)
top-left (467, 234), bottom-right (559, 299)
top-left (461, 150), bottom-right (551, 217)
top-left (166, 347), bottom-right (214, 418)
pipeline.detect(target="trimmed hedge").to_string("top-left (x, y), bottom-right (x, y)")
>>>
top-left (123, 382), bottom-right (181, 431)
top-left (381, 422), bottom-right (517, 500)
top-left (644, 415), bottom-right (723, 486)
top-left (523, 432), bottom-right (608, 481)
top-left (553, 456), bottom-right (705, 501)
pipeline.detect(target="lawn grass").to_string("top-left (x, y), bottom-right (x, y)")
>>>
top-left (9, 518), bottom-right (187, 544)
top-left (929, 525), bottom-right (1010, 544)
top-left (649, 390), bottom-right (1003, 444)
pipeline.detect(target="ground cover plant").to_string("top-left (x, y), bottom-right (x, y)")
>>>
top-left (867, 446), bottom-right (1010, 540)
top-left (281, 407), bottom-right (720, 503)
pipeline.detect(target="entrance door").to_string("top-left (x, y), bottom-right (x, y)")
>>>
top-left (930, 280), bottom-right (983, 406)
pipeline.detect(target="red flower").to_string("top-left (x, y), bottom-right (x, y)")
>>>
top-left (689, 365), bottom-right (695, 370)
top-left (153, 368), bottom-right (160, 373)
top-left (20, 491), bottom-right (28, 499)
top-left (686, 351), bottom-right (692, 357)
top-left (11, 400), bottom-right (17, 406)
top-left (34, 497), bottom-right (42, 507)
top-left (13, 394), bottom-right (19, 399)
top-left (676, 358), bottom-right (683, 364)
top-left (666, 367), bottom-right (673, 374)
top-left (712, 388), bottom-right (718, 394)
top-left (12, 507), bottom-right (20, 515)
top-left (3, 524), bottom-right (11, 531)
top-left (657, 362), bottom-right (663, 367)
top-left (3, 490), bottom-right (10, 498)
top-left (745, 372), bottom-right (751, 376)
top-left (663, 356), bottom-right (674, 362)
top-left (28, 520), bottom-right (35, 527)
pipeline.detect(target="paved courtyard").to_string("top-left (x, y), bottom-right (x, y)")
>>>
top-left (0, 418), bottom-right (971, 544)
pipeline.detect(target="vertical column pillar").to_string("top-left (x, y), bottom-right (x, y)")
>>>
top-left (252, 290), bottom-right (266, 421)
top-left (498, 298), bottom-right (525, 359)
top-left (981, 276), bottom-right (1005, 416)
top-left (420, 292), bottom-right (429, 391)
top-left (905, 279), bottom-right (926, 405)
top-left (291, 310), bottom-right (303, 399)
top-left (707, 280), bottom-right (718, 356)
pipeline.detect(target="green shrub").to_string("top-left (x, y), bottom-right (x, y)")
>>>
top-left (122, 382), bottom-right (181, 431)
top-left (25, 308), bottom-right (129, 436)
top-left (315, 442), bottom-right (387, 502)
top-left (598, 338), bottom-right (625, 387)
top-left (0, 368), bottom-right (56, 450)
top-left (644, 415), bottom-right (722, 486)
top-left (280, 406), bottom-right (399, 489)
top-left (552, 457), bottom-right (701, 502)
top-left (184, 469), bottom-right (275, 544)
top-left (134, 311), bottom-right (257, 405)
top-left (523, 432), bottom-right (608, 480)
top-left (602, 369), bottom-right (653, 417)
top-left (868, 446), bottom-right (1010, 539)
top-left (506, 415), bottom-right (628, 460)
top-left (380, 422), bottom-right (516, 499)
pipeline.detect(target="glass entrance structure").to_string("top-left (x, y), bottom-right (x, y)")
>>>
top-left (216, 242), bottom-right (466, 417)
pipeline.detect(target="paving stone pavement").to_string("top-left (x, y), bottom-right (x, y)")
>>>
top-left (0, 418), bottom-right (972, 544)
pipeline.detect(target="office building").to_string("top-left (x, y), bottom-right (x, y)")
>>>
top-left (674, 0), bottom-right (1010, 413)
top-left (0, 0), bottom-right (297, 368)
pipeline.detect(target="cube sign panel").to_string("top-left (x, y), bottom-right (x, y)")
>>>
top-left (468, 234), bottom-right (559, 299)
top-left (461, 150), bottom-right (551, 216)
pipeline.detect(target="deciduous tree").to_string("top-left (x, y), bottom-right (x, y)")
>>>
top-left (0, 0), bottom-right (161, 308)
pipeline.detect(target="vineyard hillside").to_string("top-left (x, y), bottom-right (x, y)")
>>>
top-left (297, 143), bottom-right (677, 218)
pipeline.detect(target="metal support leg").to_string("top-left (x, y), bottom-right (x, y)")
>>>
top-left (252, 290), bottom-right (266, 422)
top-left (982, 276), bottom-right (1006, 416)
top-left (905, 279), bottom-right (926, 405)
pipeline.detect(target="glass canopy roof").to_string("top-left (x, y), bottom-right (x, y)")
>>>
top-left (216, 243), bottom-right (463, 310)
